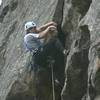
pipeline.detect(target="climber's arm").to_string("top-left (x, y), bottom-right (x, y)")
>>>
top-left (37, 21), bottom-right (57, 33)
top-left (38, 25), bottom-right (57, 39)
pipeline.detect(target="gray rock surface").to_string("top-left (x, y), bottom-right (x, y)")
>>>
top-left (0, 0), bottom-right (100, 100)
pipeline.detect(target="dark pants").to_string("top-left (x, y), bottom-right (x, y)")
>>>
top-left (32, 38), bottom-right (64, 70)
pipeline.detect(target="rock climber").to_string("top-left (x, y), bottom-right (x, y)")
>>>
top-left (24, 21), bottom-right (68, 70)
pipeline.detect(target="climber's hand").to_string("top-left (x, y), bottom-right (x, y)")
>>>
top-left (48, 25), bottom-right (57, 32)
top-left (48, 21), bottom-right (57, 27)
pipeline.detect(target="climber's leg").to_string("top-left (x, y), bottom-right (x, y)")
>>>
top-left (32, 37), bottom-right (69, 68)
top-left (33, 39), bottom-right (57, 67)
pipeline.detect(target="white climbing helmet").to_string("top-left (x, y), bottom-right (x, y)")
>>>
top-left (24, 21), bottom-right (36, 31)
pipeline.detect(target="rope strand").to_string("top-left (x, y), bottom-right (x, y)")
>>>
top-left (48, 58), bottom-right (55, 100)
top-left (51, 61), bottom-right (55, 100)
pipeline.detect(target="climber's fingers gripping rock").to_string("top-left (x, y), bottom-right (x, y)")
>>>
top-left (48, 25), bottom-right (57, 32)
top-left (47, 21), bottom-right (57, 27)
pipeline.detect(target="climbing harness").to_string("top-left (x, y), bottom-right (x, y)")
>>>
top-left (48, 57), bottom-right (56, 100)
top-left (28, 50), bottom-right (41, 72)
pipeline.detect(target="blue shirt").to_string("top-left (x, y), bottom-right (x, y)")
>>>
top-left (24, 33), bottom-right (43, 52)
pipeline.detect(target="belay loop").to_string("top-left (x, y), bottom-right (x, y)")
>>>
top-left (48, 56), bottom-right (55, 100)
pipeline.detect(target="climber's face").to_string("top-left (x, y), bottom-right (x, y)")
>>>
top-left (28, 26), bottom-right (37, 33)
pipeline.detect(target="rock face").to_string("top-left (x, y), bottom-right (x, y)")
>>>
top-left (0, 0), bottom-right (100, 100)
